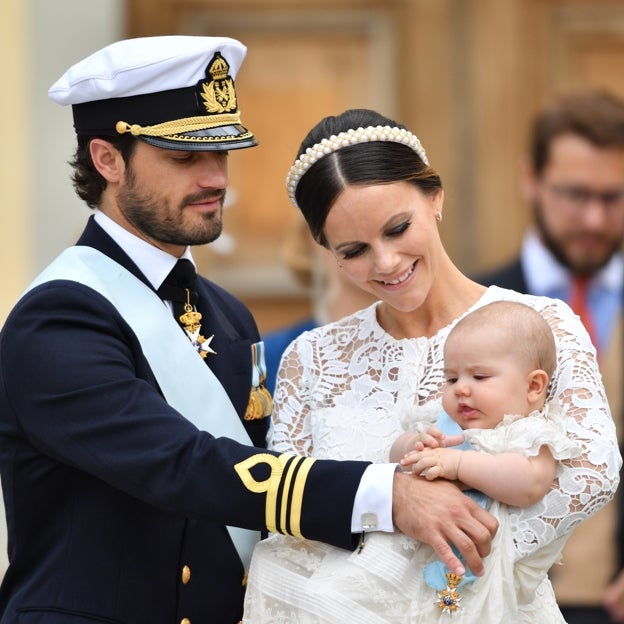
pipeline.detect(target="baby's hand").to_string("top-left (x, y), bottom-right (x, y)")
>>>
top-left (399, 447), bottom-right (463, 481)
top-left (416, 426), bottom-right (444, 449)
top-left (419, 426), bottom-right (465, 450)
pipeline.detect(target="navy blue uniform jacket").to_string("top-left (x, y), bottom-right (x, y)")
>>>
top-left (0, 217), bottom-right (369, 624)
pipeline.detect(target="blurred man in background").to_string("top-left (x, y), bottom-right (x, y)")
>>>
top-left (476, 89), bottom-right (624, 623)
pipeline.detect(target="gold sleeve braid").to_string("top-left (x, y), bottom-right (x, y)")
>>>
top-left (234, 453), bottom-right (316, 538)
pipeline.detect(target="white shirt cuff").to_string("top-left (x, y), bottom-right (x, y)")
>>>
top-left (351, 463), bottom-right (397, 532)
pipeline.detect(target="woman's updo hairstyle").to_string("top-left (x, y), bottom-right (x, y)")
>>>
top-left (289, 108), bottom-right (442, 246)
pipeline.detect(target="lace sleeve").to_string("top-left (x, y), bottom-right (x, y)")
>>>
top-left (267, 334), bottom-right (316, 456)
top-left (508, 295), bottom-right (621, 559)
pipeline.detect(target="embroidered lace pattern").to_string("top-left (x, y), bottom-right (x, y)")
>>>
top-left (243, 286), bottom-right (620, 623)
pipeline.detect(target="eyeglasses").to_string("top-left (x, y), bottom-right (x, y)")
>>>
top-left (543, 183), bottom-right (624, 215)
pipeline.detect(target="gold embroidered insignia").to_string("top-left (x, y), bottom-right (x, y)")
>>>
top-left (200, 52), bottom-right (237, 114)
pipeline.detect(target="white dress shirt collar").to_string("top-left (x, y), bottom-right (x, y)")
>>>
top-left (521, 227), bottom-right (623, 295)
top-left (93, 209), bottom-right (195, 290)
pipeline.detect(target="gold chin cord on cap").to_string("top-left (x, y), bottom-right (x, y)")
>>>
top-left (115, 112), bottom-right (242, 138)
top-left (177, 288), bottom-right (216, 358)
top-left (285, 125), bottom-right (430, 209)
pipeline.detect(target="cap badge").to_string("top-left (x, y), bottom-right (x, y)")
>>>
top-left (198, 52), bottom-right (237, 115)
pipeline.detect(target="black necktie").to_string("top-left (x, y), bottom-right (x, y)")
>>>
top-left (157, 259), bottom-right (199, 328)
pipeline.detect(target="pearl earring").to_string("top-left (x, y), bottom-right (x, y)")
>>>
top-left (436, 212), bottom-right (442, 222)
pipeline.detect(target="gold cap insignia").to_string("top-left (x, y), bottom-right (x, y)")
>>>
top-left (198, 51), bottom-right (238, 115)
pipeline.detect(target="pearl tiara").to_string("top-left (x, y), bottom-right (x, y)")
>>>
top-left (285, 125), bottom-right (429, 209)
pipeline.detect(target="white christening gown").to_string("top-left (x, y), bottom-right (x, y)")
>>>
top-left (243, 286), bottom-right (620, 623)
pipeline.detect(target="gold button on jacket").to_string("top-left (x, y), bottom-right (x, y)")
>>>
top-left (181, 565), bottom-right (191, 585)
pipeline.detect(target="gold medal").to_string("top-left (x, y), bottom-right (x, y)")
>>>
top-left (244, 342), bottom-right (273, 420)
top-left (179, 297), bottom-right (217, 358)
top-left (244, 384), bottom-right (273, 421)
top-left (179, 308), bottom-right (202, 334)
top-left (244, 389), bottom-right (265, 421)
top-left (435, 572), bottom-right (463, 614)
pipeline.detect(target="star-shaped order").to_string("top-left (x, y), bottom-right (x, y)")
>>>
top-left (186, 330), bottom-right (217, 358)
top-left (435, 572), bottom-right (463, 614)
top-left (435, 587), bottom-right (462, 614)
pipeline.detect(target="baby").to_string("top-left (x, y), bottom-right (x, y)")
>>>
top-left (391, 300), bottom-right (559, 508)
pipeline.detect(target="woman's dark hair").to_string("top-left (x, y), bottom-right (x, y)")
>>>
top-left (70, 133), bottom-right (138, 209)
top-left (293, 109), bottom-right (442, 246)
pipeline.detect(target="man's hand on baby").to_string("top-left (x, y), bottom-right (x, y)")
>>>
top-left (392, 472), bottom-right (498, 577)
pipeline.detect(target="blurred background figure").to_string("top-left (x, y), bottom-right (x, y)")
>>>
top-left (476, 89), bottom-right (624, 624)
top-left (263, 219), bottom-right (377, 394)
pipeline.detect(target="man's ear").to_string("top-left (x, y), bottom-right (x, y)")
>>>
top-left (527, 369), bottom-right (549, 404)
top-left (89, 139), bottom-right (125, 184)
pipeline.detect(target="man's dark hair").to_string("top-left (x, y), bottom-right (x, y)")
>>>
top-left (70, 134), bottom-right (138, 209)
top-left (531, 89), bottom-right (624, 175)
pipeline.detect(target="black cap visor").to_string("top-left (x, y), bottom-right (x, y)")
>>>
top-left (139, 124), bottom-right (258, 151)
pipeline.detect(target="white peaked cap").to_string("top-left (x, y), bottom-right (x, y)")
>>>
top-left (48, 35), bottom-right (257, 151)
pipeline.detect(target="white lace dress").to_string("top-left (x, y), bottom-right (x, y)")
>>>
top-left (243, 286), bottom-right (621, 623)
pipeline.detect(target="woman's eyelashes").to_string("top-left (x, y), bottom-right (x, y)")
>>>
top-left (387, 220), bottom-right (411, 237)
top-left (341, 244), bottom-right (367, 260)
top-left (339, 221), bottom-right (412, 260)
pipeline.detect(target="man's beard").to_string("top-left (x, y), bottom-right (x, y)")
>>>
top-left (118, 167), bottom-right (225, 247)
top-left (534, 202), bottom-right (623, 277)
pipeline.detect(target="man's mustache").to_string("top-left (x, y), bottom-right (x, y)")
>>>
top-left (183, 189), bottom-right (226, 205)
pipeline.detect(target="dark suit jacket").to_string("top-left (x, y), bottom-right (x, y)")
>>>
top-left (473, 257), bottom-right (528, 293)
top-left (0, 217), bottom-right (369, 624)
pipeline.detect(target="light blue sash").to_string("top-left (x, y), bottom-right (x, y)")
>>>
top-left (423, 412), bottom-right (487, 592)
top-left (27, 246), bottom-right (260, 567)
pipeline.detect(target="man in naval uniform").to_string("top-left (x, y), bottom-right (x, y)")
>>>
top-left (0, 36), bottom-right (496, 624)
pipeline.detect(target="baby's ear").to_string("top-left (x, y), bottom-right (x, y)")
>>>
top-left (527, 369), bottom-right (549, 403)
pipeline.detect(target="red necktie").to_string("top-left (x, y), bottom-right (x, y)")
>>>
top-left (569, 275), bottom-right (598, 352)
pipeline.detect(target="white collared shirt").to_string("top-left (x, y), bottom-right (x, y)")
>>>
top-left (521, 227), bottom-right (624, 351)
top-left (93, 209), bottom-right (195, 291)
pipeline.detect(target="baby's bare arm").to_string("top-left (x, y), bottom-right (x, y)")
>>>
top-left (401, 445), bottom-right (557, 507)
